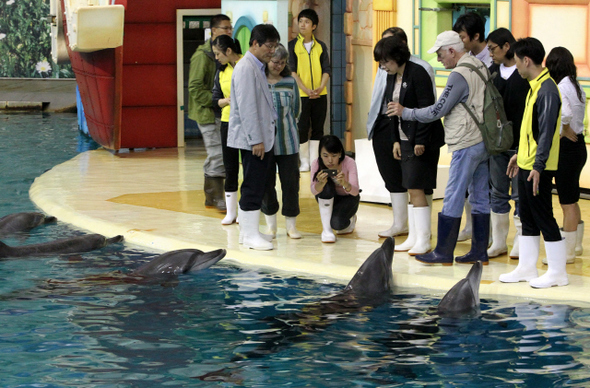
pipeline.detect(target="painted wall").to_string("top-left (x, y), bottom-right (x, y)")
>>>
top-left (351, 44), bottom-right (373, 143)
top-left (0, 0), bottom-right (73, 78)
top-left (222, 0), bottom-right (289, 45)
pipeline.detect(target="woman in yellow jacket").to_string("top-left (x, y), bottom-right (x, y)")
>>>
top-left (212, 35), bottom-right (242, 225)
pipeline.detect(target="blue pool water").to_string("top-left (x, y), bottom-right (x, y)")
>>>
top-left (2, 112), bottom-right (590, 387)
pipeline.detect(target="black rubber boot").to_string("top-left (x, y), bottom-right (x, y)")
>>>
top-left (415, 213), bottom-right (461, 266)
top-left (204, 176), bottom-right (227, 212)
top-left (455, 213), bottom-right (490, 265)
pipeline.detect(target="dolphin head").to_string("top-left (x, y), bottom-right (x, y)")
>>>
top-left (132, 249), bottom-right (226, 277)
top-left (437, 261), bottom-right (483, 316)
top-left (343, 237), bottom-right (394, 301)
top-left (185, 249), bottom-right (226, 273)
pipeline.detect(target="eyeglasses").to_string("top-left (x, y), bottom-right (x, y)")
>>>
top-left (488, 44), bottom-right (499, 52)
top-left (264, 42), bottom-right (279, 51)
top-left (270, 59), bottom-right (286, 66)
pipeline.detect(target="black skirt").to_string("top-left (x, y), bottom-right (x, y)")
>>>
top-left (555, 134), bottom-right (588, 204)
top-left (400, 140), bottom-right (440, 191)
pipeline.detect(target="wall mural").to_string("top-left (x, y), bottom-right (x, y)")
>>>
top-left (0, 0), bottom-right (73, 78)
top-left (352, 0), bottom-right (372, 45)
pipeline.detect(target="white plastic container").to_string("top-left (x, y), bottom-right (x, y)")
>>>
top-left (64, 1), bottom-right (125, 52)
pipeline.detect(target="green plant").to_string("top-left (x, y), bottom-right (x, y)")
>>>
top-left (0, 0), bottom-right (73, 78)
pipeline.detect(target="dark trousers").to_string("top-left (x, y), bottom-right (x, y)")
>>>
top-left (239, 149), bottom-right (272, 211)
top-left (220, 122), bottom-right (241, 192)
top-left (317, 180), bottom-right (360, 230)
top-left (555, 134), bottom-right (587, 204)
top-left (262, 153), bottom-right (301, 217)
top-left (372, 116), bottom-right (406, 193)
top-left (518, 168), bottom-right (561, 241)
top-left (298, 95), bottom-right (327, 143)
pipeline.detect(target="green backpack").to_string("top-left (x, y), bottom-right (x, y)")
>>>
top-left (458, 62), bottom-right (513, 155)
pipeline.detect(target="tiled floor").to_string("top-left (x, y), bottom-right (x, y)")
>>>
top-left (30, 144), bottom-right (590, 305)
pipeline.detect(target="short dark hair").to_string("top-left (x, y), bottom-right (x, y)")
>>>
top-left (212, 34), bottom-right (240, 54)
top-left (249, 24), bottom-right (280, 47)
top-left (546, 46), bottom-right (584, 102)
top-left (486, 27), bottom-right (516, 59)
top-left (373, 36), bottom-right (411, 66)
top-left (210, 14), bottom-right (230, 29)
top-left (453, 12), bottom-right (486, 42)
top-left (512, 37), bottom-right (545, 66)
top-left (298, 8), bottom-right (319, 26)
top-left (316, 135), bottom-right (346, 172)
top-left (381, 27), bottom-right (408, 43)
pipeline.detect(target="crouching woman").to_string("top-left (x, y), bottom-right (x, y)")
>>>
top-left (311, 135), bottom-right (360, 243)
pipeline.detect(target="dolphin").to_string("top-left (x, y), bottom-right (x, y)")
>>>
top-left (330, 236), bottom-right (395, 306)
top-left (48, 248), bottom-right (228, 287)
top-left (0, 212), bottom-right (57, 235)
top-left (0, 234), bottom-right (124, 259)
top-left (130, 248), bottom-right (227, 278)
top-left (228, 238), bottom-right (395, 363)
top-left (437, 261), bottom-right (482, 316)
top-left (0, 248), bottom-right (227, 302)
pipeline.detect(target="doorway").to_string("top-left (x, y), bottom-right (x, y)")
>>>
top-left (176, 8), bottom-right (221, 147)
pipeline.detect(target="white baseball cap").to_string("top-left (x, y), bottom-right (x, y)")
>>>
top-left (427, 30), bottom-right (463, 54)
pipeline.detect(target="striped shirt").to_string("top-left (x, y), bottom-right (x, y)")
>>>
top-left (268, 76), bottom-right (300, 155)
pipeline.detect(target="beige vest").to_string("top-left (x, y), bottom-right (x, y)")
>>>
top-left (444, 54), bottom-right (486, 152)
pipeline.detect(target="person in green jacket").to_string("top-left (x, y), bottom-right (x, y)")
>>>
top-left (188, 14), bottom-right (234, 212)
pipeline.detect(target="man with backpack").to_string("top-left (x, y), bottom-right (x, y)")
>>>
top-left (389, 30), bottom-right (490, 266)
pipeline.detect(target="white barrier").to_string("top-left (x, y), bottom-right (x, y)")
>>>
top-left (354, 138), bottom-right (449, 204)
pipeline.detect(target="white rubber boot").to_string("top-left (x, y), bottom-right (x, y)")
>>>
top-left (239, 208), bottom-right (273, 251)
top-left (409, 206), bottom-right (432, 255)
top-left (239, 208), bottom-right (273, 244)
top-left (221, 192), bottom-right (238, 225)
top-left (457, 199), bottom-right (472, 241)
top-left (299, 141), bottom-right (310, 172)
top-left (285, 216), bottom-right (302, 239)
top-left (576, 221), bottom-right (584, 256)
top-left (487, 211), bottom-right (509, 257)
top-left (509, 215), bottom-right (522, 259)
top-left (542, 230), bottom-right (576, 264)
top-left (309, 140), bottom-right (320, 168)
top-left (379, 192), bottom-right (408, 237)
top-left (265, 213), bottom-right (277, 238)
top-left (318, 198), bottom-right (336, 243)
top-left (530, 239), bottom-right (569, 288)
top-left (395, 205), bottom-right (415, 252)
top-left (336, 214), bottom-right (357, 235)
top-left (499, 235), bottom-right (540, 283)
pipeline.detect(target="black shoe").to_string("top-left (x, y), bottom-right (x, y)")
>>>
top-left (455, 213), bottom-right (490, 265)
top-left (415, 213), bottom-right (461, 266)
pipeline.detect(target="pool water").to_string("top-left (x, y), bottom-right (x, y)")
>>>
top-left (2, 112), bottom-right (590, 387)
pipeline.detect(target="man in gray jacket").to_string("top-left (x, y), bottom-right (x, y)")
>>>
top-left (390, 30), bottom-right (490, 266)
top-left (228, 24), bottom-right (280, 251)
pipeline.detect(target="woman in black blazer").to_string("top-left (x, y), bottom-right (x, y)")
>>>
top-left (374, 36), bottom-right (444, 255)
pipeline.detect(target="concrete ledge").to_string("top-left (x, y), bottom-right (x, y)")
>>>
top-left (0, 78), bottom-right (77, 112)
top-left (28, 148), bottom-right (590, 307)
top-left (0, 101), bottom-right (43, 110)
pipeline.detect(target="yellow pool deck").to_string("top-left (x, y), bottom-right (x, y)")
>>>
top-left (29, 143), bottom-right (590, 306)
